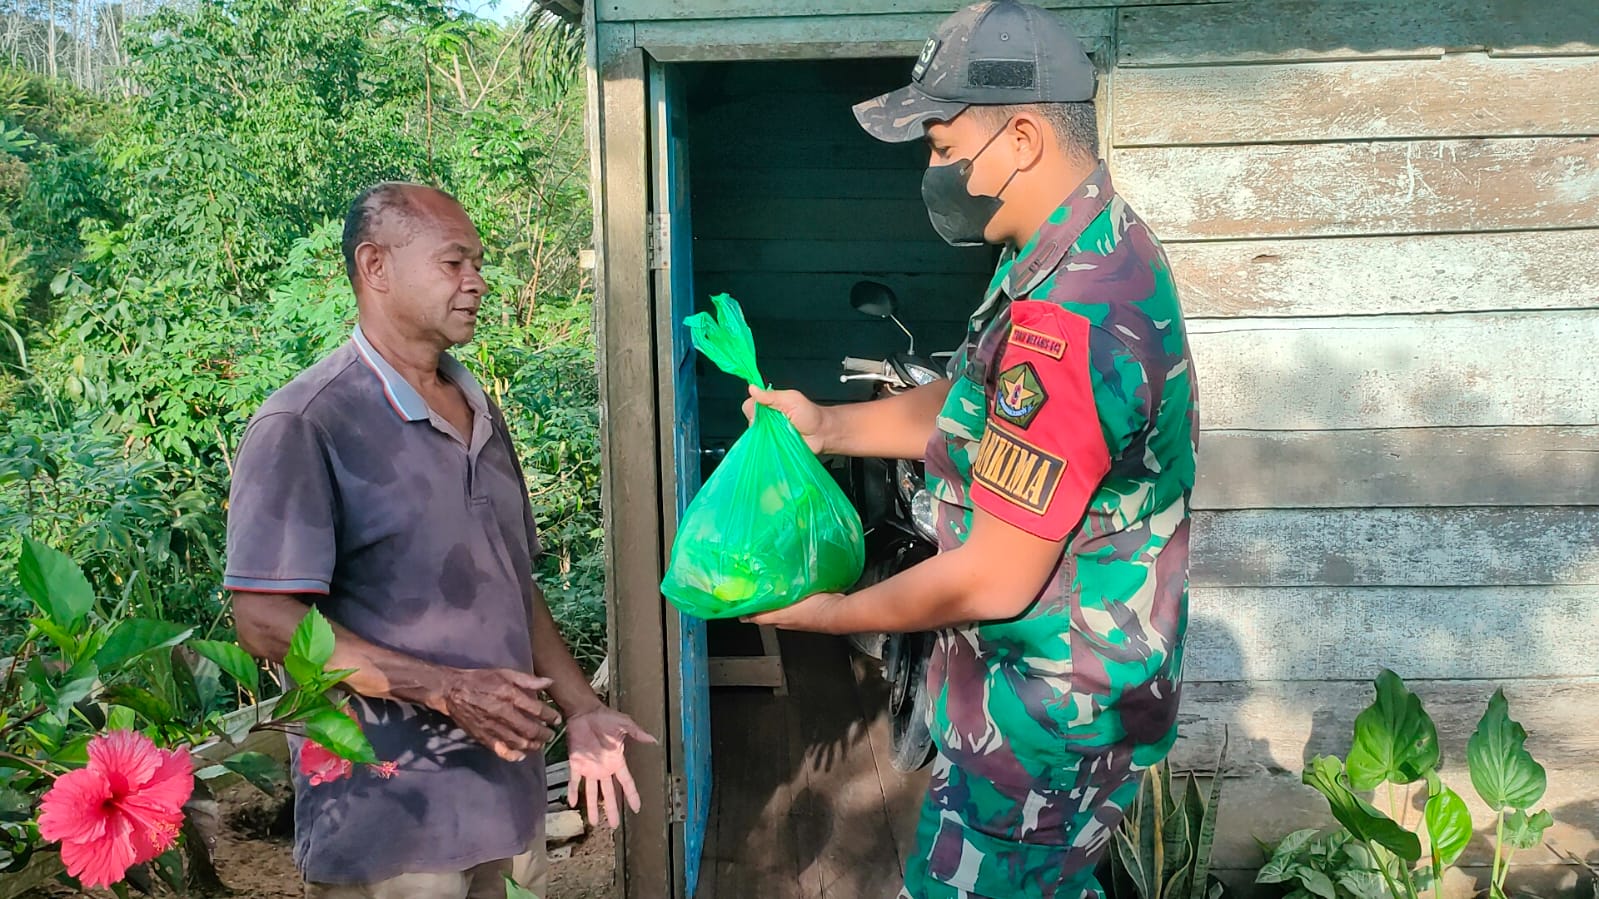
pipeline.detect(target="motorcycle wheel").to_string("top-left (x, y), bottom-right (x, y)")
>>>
top-left (885, 633), bottom-right (935, 772)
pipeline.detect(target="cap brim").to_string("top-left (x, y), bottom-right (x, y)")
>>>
top-left (853, 84), bottom-right (969, 143)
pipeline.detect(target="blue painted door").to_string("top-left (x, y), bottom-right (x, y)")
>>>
top-left (649, 61), bottom-right (711, 899)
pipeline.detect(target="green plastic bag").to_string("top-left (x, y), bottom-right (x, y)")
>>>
top-left (661, 294), bottom-right (866, 619)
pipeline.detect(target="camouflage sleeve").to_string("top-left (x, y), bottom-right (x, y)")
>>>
top-left (968, 300), bottom-right (1149, 541)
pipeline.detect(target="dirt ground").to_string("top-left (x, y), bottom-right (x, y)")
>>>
top-left (26, 784), bottom-right (616, 899)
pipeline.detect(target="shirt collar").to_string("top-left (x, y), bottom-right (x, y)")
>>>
top-left (351, 325), bottom-right (489, 423)
top-left (969, 162), bottom-right (1117, 328)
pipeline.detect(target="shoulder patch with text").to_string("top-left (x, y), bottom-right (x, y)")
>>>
top-left (972, 428), bottom-right (1066, 516)
top-left (1008, 325), bottom-right (1066, 360)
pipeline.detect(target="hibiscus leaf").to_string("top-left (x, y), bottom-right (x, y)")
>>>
top-left (304, 707), bottom-right (377, 765)
top-left (103, 684), bottom-right (177, 725)
top-left (153, 849), bottom-right (185, 893)
top-left (222, 751), bottom-right (288, 796)
top-left (18, 539), bottom-right (94, 629)
top-left (189, 640), bottom-right (260, 697)
top-left (286, 607), bottom-right (336, 686)
top-left (95, 620), bottom-right (194, 672)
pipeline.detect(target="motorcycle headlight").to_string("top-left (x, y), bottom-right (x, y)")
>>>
top-left (911, 490), bottom-right (939, 544)
top-left (905, 363), bottom-right (942, 386)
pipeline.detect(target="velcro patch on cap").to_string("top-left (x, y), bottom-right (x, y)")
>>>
top-left (972, 427), bottom-right (1066, 515)
top-left (913, 37), bottom-right (941, 82)
top-left (969, 59), bottom-right (1035, 89)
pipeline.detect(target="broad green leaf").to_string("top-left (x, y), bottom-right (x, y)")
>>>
top-left (179, 650), bottom-right (223, 715)
top-left (1423, 785), bottom-right (1472, 866)
top-left (29, 619), bottom-right (79, 659)
top-left (1300, 870), bottom-right (1337, 899)
top-left (1502, 809), bottom-right (1553, 851)
top-left (189, 639), bottom-right (260, 697)
top-left (221, 751), bottom-right (288, 795)
top-left (48, 661), bottom-right (99, 716)
top-left (1258, 829), bottom-right (1321, 884)
top-left (19, 539), bottom-right (95, 628)
top-left (106, 706), bottom-right (136, 731)
top-left (103, 685), bottom-right (177, 724)
top-left (272, 686), bottom-right (337, 723)
top-left (304, 707), bottom-right (377, 765)
top-left (55, 733), bottom-right (92, 767)
top-left (1347, 669), bottom-right (1440, 791)
top-left (95, 620), bottom-right (193, 671)
top-left (1467, 690), bottom-right (1547, 811)
top-left (1302, 756), bottom-right (1421, 862)
top-left (152, 849), bottom-right (184, 893)
top-left (286, 607), bottom-right (336, 686)
top-left (1337, 842), bottom-right (1394, 899)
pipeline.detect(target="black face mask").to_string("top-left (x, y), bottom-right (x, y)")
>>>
top-left (921, 120), bottom-right (1020, 248)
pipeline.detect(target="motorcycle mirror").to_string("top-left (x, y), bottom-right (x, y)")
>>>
top-left (850, 280), bottom-right (900, 319)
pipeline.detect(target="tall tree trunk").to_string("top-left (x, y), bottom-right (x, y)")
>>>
top-left (45, 0), bottom-right (58, 81)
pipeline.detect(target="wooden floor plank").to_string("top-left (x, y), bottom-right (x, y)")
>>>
top-left (851, 651), bottom-right (932, 878)
top-left (785, 633), bottom-right (906, 899)
top-left (701, 633), bottom-right (935, 899)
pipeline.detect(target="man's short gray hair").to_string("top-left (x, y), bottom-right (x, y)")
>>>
top-left (341, 182), bottom-right (441, 283)
top-left (970, 102), bottom-right (1099, 162)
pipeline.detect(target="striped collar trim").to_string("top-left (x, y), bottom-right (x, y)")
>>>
top-left (351, 326), bottom-right (488, 422)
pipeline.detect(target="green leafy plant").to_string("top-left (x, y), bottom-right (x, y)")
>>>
top-left (2, 539), bottom-right (378, 890)
top-left (1105, 743), bottom-right (1227, 899)
top-left (1260, 671), bottom-right (1553, 899)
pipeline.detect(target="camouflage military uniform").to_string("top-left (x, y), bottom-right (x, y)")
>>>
top-left (903, 163), bottom-right (1199, 899)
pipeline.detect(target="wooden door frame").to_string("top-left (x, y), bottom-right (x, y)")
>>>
top-left (586, 9), bottom-right (675, 897)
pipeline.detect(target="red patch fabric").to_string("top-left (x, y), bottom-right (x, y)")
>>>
top-left (970, 301), bottom-right (1110, 541)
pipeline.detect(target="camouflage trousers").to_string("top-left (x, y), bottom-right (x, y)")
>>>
top-left (899, 747), bottom-right (1144, 899)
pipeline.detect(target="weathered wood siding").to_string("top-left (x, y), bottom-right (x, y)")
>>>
top-left (1106, 0), bottom-right (1599, 886)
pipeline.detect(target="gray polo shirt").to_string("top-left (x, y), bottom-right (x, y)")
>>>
top-left (224, 326), bottom-right (545, 883)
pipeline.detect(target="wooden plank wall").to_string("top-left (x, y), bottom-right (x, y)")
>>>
top-left (684, 60), bottom-right (993, 442)
top-left (1107, 0), bottom-right (1599, 888)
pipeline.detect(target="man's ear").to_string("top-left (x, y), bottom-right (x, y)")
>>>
top-left (1009, 112), bottom-right (1048, 171)
top-left (353, 242), bottom-right (388, 294)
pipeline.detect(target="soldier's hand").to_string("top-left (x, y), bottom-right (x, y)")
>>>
top-left (746, 385), bottom-right (829, 454)
top-left (434, 667), bottom-right (561, 762)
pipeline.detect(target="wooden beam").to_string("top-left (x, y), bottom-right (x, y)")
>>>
top-left (1116, 0), bottom-right (1599, 68)
top-left (707, 656), bottom-right (787, 689)
top-left (1186, 310), bottom-right (1599, 431)
top-left (633, 9), bottom-right (1112, 62)
top-left (1185, 585), bottom-right (1599, 681)
top-left (1167, 229), bottom-right (1599, 319)
top-left (607, 0), bottom-right (1219, 21)
top-left (1171, 678), bottom-right (1599, 778)
top-left (1115, 55), bottom-right (1599, 146)
top-left (587, 16), bottom-right (673, 899)
top-left (1191, 507), bottom-right (1599, 588)
top-left (1115, 137), bottom-right (1599, 241)
top-left (1194, 427), bottom-right (1599, 510)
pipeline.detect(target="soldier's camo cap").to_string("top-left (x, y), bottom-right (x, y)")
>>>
top-left (854, 0), bottom-right (1098, 144)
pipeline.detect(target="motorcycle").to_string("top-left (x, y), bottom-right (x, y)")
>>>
top-left (838, 280), bottom-right (945, 773)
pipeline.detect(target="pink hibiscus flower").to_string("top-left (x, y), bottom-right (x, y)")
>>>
top-left (297, 740), bottom-right (354, 786)
top-left (37, 730), bottom-right (194, 890)
top-left (297, 740), bottom-right (399, 785)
